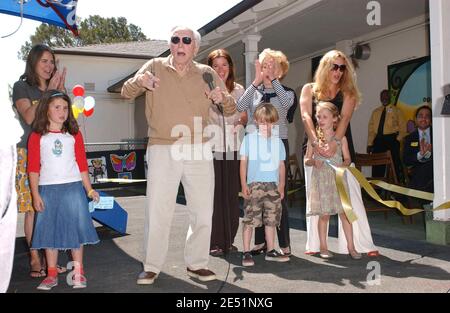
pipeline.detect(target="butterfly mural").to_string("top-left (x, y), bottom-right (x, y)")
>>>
top-left (110, 152), bottom-right (136, 173)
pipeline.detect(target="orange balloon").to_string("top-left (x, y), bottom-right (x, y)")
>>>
top-left (84, 108), bottom-right (94, 117)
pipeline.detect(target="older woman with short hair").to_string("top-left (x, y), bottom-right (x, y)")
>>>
top-left (237, 48), bottom-right (296, 257)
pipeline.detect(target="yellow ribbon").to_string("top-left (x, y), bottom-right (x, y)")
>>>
top-left (339, 166), bottom-right (450, 216)
top-left (369, 180), bottom-right (433, 201)
top-left (331, 164), bottom-right (358, 223)
top-left (345, 167), bottom-right (423, 216)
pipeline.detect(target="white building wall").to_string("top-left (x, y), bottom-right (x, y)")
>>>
top-left (283, 58), bottom-right (310, 165)
top-left (55, 54), bottom-right (148, 143)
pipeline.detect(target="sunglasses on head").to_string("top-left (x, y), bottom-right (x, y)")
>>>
top-left (331, 63), bottom-right (346, 72)
top-left (170, 36), bottom-right (192, 45)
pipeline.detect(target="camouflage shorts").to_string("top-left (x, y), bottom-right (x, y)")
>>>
top-left (242, 182), bottom-right (282, 228)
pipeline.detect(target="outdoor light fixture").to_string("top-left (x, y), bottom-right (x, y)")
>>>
top-left (441, 94), bottom-right (450, 115)
top-left (353, 44), bottom-right (371, 60)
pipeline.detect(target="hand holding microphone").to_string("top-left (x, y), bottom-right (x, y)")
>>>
top-left (203, 72), bottom-right (224, 111)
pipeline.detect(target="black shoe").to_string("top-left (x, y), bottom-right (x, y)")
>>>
top-left (250, 244), bottom-right (267, 256)
top-left (265, 249), bottom-right (290, 262)
top-left (187, 268), bottom-right (216, 282)
top-left (280, 245), bottom-right (292, 257)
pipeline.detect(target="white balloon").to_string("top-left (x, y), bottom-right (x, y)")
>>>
top-left (73, 96), bottom-right (85, 110)
top-left (84, 96), bottom-right (96, 111)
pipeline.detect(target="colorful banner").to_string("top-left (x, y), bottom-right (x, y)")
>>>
top-left (0, 0), bottom-right (78, 35)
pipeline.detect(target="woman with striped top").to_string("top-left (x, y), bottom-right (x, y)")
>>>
top-left (237, 48), bottom-right (295, 257)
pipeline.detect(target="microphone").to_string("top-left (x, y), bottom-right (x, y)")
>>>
top-left (202, 71), bottom-right (215, 91)
top-left (202, 71), bottom-right (222, 113)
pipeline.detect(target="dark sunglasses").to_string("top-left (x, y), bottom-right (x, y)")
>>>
top-left (170, 36), bottom-right (192, 45)
top-left (331, 63), bottom-right (346, 72)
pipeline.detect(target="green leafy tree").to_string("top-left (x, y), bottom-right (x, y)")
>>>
top-left (19, 15), bottom-right (147, 60)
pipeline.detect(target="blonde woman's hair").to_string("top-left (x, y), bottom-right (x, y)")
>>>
top-left (313, 50), bottom-right (361, 107)
top-left (254, 102), bottom-right (279, 123)
top-left (258, 48), bottom-right (290, 79)
top-left (315, 101), bottom-right (340, 130)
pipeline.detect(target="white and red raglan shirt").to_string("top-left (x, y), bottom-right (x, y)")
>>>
top-left (28, 131), bottom-right (88, 185)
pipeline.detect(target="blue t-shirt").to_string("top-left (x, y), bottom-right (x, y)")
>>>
top-left (239, 131), bottom-right (286, 184)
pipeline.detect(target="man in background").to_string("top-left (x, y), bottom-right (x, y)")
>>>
top-left (403, 105), bottom-right (433, 193)
top-left (367, 89), bottom-right (407, 181)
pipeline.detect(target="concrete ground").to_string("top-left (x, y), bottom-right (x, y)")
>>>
top-left (7, 193), bottom-right (450, 293)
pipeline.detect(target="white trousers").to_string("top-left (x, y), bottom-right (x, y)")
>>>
top-left (304, 164), bottom-right (378, 254)
top-left (0, 146), bottom-right (17, 293)
top-left (143, 144), bottom-right (215, 274)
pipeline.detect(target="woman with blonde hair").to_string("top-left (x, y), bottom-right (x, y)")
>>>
top-left (300, 50), bottom-right (361, 161)
top-left (300, 50), bottom-right (378, 257)
top-left (238, 48), bottom-right (296, 257)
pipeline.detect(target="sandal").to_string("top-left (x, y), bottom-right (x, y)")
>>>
top-left (349, 251), bottom-right (362, 260)
top-left (30, 268), bottom-right (46, 278)
top-left (319, 250), bottom-right (334, 259)
top-left (280, 246), bottom-right (292, 257)
top-left (57, 265), bottom-right (67, 274)
top-left (209, 247), bottom-right (224, 257)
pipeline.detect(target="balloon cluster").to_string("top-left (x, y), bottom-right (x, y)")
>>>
top-left (71, 84), bottom-right (96, 118)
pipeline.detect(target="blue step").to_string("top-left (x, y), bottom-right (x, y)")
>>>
top-left (90, 191), bottom-right (128, 234)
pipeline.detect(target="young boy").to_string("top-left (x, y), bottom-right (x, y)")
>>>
top-left (240, 103), bottom-right (289, 266)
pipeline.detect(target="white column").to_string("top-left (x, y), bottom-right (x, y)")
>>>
top-left (430, 0), bottom-right (450, 220)
top-left (242, 34), bottom-right (262, 87)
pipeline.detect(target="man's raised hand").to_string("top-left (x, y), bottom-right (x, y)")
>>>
top-left (139, 71), bottom-right (160, 91)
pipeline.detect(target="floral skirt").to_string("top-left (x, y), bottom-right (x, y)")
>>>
top-left (16, 148), bottom-right (34, 213)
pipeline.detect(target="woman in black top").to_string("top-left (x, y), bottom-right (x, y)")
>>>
top-left (300, 50), bottom-right (360, 161)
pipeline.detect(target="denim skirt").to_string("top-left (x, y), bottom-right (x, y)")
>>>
top-left (31, 181), bottom-right (99, 250)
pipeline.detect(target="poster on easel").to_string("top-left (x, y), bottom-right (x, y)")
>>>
top-left (87, 149), bottom-right (146, 188)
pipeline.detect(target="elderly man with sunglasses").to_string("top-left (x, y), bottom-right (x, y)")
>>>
top-left (121, 26), bottom-right (236, 285)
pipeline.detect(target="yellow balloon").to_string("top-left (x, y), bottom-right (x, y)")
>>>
top-left (72, 105), bottom-right (80, 119)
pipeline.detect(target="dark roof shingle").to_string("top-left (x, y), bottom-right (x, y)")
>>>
top-left (54, 40), bottom-right (168, 59)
